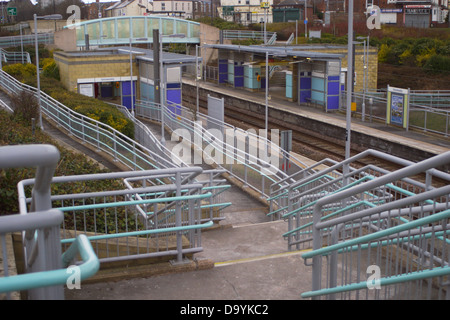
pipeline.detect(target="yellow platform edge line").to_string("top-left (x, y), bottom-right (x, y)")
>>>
top-left (214, 248), bottom-right (312, 267)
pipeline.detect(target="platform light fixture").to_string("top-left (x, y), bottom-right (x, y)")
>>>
top-left (34, 13), bottom-right (62, 131)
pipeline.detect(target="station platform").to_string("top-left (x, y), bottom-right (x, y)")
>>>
top-left (183, 78), bottom-right (450, 157)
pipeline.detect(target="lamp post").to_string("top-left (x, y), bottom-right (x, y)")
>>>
top-left (344, 0), bottom-right (354, 182)
top-left (34, 13), bottom-right (62, 131)
top-left (357, 35), bottom-right (369, 122)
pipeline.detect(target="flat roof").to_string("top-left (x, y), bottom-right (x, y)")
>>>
top-left (55, 47), bottom-right (201, 65)
top-left (116, 47), bottom-right (201, 65)
top-left (202, 44), bottom-right (344, 60)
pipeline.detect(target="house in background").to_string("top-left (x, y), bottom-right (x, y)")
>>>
top-left (149, 0), bottom-right (213, 19)
top-left (218, 0), bottom-right (273, 26)
top-left (105, 0), bottom-right (149, 17)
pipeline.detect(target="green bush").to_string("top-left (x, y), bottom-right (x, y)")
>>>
top-left (3, 64), bottom-right (134, 139)
top-left (42, 58), bottom-right (60, 81)
top-left (423, 54), bottom-right (450, 73)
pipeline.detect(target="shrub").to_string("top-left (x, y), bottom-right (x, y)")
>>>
top-left (42, 58), bottom-right (60, 80)
top-left (10, 89), bottom-right (39, 125)
top-left (2, 63), bottom-right (36, 79)
top-left (423, 54), bottom-right (450, 73)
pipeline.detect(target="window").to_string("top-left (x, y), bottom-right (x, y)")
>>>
top-left (161, 2), bottom-right (165, 10)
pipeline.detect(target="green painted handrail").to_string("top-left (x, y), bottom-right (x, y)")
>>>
top-left (0, 235), bottom-right (99, 294)
top-left (302, 208), bottom-right (450, 260)
top-left (301, 265), bottom-right (450, 298)
top-left (61, 221), bottom-right (214, 244)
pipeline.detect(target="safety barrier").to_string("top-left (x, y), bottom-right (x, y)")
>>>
top-left (0, 48), bottom-right (31, 64)
top-left (0, 144), bottom-right (99, 300)
top-left (342, 90), bottom-right (450, 137)
top-left (134, 99), bottom-right (309, 207)
top-left (0, 33), bottom-right (53, 48)
top-left (299, 150), bottom-right (450, 300)
top-left (273, 149), bottom-right (450, 251)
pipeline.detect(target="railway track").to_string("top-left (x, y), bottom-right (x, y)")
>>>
top-left (182, 90), bottom-right (447, 188)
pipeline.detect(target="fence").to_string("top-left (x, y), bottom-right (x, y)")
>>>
top-left (343, 90), bottom-right (450, 137)
top-left (18, 166), bottom-right (220, 267)
top-left (0, 33), bottom-right (53, 48)
top-left (134, 99), bottom-right (309, 209)
top-left (222, 30), bottom-right (277, 44)
top-left (274, 149), bottom-right (450, 252)
top-left (298, 150), bottom-right (450, 299)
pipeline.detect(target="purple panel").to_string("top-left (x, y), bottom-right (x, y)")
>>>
top-left (327, 96), bottom-right (339, 110)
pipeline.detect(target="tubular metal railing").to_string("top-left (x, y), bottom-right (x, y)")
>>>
top-left (18, 166), bottom-right (220, 266)
top-left (342, 90), bottom-right (450, 137)
top-left (299, 151), bottom-right (450, 300)
top-left (0, 144), bottom-right (99, 300)
top-left (0, 33), bottom-right (54, 48)
top-left (272, 149), bottom-right (450, 252)
top-left (0, 48), bottom-right (31, 64)
top-left (134, 99), bottom-right (309, 207)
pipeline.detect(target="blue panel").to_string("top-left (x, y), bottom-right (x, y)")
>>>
top-left (328, 75), bottom-right (340, 81)
top-left (235, 76), bottom-right (244, 87)
top-left (300, 91), bottom-right (311, 103)
top-left (219, 63), bottom-right (228, 73)
top-left (122, 96), bottom-right (132, 109)
top-left (167, 89), bottom-right (181, 105)
top-left (327, 96), bottom-right (340, 110)
top-left (122, 81), bottom-right (131, 95)
top-left (167, 83), bottom-right (181, 89)
top-left (219, 73), bottom-right (227, 83)
top-left (300, 77), bottom-right (311, 90)
top-left (328, 81), bottom-right (340, 95)
top-left (235, 66), bottom-right (244, 76)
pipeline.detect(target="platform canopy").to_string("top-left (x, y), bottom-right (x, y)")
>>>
top-left (64, 16), bottom-right (200, 47)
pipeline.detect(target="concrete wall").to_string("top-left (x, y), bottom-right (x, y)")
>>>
top-left (53, 28), bottom-right (77, 52)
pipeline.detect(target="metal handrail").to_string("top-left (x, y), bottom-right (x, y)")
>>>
top-left (303, 151), bottom-right (450, 299)
top-left (0, 232), bottom-right (99, 294)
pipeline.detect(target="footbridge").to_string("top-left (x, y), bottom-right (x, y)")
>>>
top-left (64, 16), bottom-right (200, 48)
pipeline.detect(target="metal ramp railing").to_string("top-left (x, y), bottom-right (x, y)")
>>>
top-left (0, 144), bottom-right (99, 300)
top-left (134, 99), bottom-right (310, 205)
top-left (0, 48), bottom-right (31, 64)
top-left (297, 150), bottom-right (450, 300)
top-left (18, 165), bottom-right (221, 266)
top-left (269, 149), bottom-right (450, 251)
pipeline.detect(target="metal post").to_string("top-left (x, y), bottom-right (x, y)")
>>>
top-left (196, 44), bottom-right (199, 113)
top-left (362, 39), bottom-right (366, 122)
top-left (34, 14), bottom-right (43, 131)
top-left (265, 51), bottom-right (269, 157)
top-left (160, 30), bottom-right (165, 145)
top-left (304, 0), bottom-right (307, 39)
top-left (344, 0), bottom-right (354, 180)
top-left (20, 23), bottom-right (24, 64)
top-left (129, 38), bottom-right (135, 116)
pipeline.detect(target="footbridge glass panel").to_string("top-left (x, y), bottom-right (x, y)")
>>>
top-left (66, 16), bottom-right (200, 47)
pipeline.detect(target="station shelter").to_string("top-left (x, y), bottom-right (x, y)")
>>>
top-left (203, 44), bottom-right (345, 111)
top-left (54, 48), bottom-right (199, 111)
